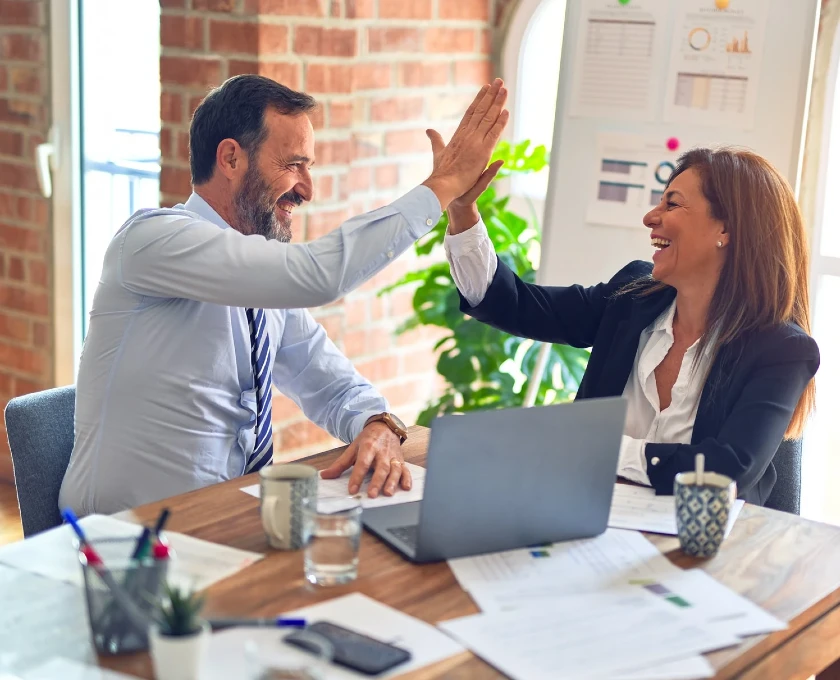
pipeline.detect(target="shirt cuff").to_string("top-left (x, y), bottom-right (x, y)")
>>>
top-left (349, 407), bottom-right (390, 443)
top-left (443, 219), bottom-right (490, 257)
top-left (392, 185), bottom-right (443, 240)
top-left (617, 435), bottom-right (652, 486)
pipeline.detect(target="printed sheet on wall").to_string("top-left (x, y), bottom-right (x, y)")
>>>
top-left (568, 0), bottom-right (670, 122)
top-left (586, 132), bottom-right (689, 229)
top-left (663, 0), bottom-right (770, 129)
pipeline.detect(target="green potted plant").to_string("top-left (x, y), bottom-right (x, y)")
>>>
top-left (149, 584), bottom-right (209, 680)
top-left (381, 140), bottom-right (590, 424)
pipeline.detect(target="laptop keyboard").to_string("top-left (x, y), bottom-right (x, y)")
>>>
top-left (387, 524), bottom-right (419, 548)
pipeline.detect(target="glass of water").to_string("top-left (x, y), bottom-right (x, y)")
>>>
top-left (302, 495), bottom-right (363, 586)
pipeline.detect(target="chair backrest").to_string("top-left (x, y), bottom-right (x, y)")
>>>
top-left (764, 438), bottom-right (802, 515)
top-left (4, 385), bottom-right (76, 537)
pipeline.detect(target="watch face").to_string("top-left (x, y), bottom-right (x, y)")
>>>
top-left (389, 413), bottom-right (406, 430)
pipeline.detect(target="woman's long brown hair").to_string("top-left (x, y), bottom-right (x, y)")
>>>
top-left (631, 147), bottom-right (815, 438)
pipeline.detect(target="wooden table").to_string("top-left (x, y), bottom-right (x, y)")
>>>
top-left (98, 426), bottom-right (840, 679)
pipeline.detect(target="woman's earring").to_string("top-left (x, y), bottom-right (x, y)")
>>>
top-left (717, 240), bottom-right (723, 248)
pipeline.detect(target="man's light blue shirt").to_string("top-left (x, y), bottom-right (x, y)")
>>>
top-left (59, 186), bottom-right (441, 515)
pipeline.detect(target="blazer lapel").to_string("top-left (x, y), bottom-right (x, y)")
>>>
top-left (597, 289), bottom-right (676, 396)
top-left (692, 337), bottom-right (742, 441)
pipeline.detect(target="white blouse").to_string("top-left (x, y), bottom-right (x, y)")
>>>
top-left (444, 220), bottom-right (713, 486)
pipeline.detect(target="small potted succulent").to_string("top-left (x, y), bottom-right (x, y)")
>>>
top-left (149, 584), bottom-right (209, 680)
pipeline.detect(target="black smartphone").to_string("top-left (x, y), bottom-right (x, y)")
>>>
top-left (284, 621), bottom-right (412, 676)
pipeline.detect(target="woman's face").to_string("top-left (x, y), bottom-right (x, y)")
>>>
top-left (643, 167), bottom-right (728, 289)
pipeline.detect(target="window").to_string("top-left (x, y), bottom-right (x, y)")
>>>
top-left (502, 0), bottom-right (567, 202)
top-left (50, 0), bottom-right (161, 378)
top-left (79, 0), bottom-right (161, 335)
top-left (801, 17), bottom-right (840, 526)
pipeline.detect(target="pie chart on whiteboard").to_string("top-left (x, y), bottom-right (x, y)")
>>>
top-left (688, 27), bottom-right (711, 51)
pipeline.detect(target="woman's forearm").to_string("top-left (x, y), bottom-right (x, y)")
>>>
top-left (447, 205), bottom-right (481, 235)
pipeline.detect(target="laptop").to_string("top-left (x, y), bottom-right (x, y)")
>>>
top-left (362, 396), bottom-right (628, 563)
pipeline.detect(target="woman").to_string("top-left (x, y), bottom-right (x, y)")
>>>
top-left (443, 147), bottom-right (818, 505)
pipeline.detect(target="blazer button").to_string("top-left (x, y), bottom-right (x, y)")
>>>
top-left (651, 457), bottom-right (660, 466)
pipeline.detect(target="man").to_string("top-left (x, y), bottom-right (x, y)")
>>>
top-left (59, 74), bottom-right (508, 514)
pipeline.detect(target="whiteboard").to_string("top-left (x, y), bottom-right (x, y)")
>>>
top-left (538, 0), bottom-right (820, 287)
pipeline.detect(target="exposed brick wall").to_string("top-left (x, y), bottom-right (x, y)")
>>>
top-left (160, 0), bottom-right (498, 460)
top-left (0, 0), bottom-right (52, 482)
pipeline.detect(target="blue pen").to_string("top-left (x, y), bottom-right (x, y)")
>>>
top-left (61, 508), bottom-right (89, 546)
top-left (208, 617), bottom-right (307, 631)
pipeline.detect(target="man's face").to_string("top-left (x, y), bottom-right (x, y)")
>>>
top-left (233, 109), bottom-right (315, 242)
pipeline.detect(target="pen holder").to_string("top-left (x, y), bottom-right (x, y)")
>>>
top-left (79, 537), bottom-right (170, 655)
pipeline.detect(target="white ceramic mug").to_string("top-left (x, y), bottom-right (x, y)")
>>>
top-left (259, 464), bottom-right (318, 550)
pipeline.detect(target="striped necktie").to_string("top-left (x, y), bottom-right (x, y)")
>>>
top-left (245, 307), bottom-right (274, 474)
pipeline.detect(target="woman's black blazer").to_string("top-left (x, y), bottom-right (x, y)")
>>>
top-left (460, 259), bottom-right (820, 505)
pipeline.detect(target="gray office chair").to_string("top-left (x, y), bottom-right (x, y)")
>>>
top-left (4, 385), bottom-right (76, 537)
top-left (764, 438), bottom-right (802, 515)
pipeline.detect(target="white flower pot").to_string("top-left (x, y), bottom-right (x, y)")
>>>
top-left (149, 621), bottom-right (210, 680)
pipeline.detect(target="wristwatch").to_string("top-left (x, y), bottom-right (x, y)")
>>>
top-left (365, 412), bottom-right (408, 445)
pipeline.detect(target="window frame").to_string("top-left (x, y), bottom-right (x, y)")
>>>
top-left (810, 17), bottom-right (840, 287)
top-left (500, 0), bottom-right (567, 211)
top-left (50, 0), bottom-right (84, 384)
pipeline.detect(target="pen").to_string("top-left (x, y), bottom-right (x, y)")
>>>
top-left (131, 526), bottom-right (151, 560)
top-left (61, 507), bottom-right (90, 547)
top-left (152, 542), bottom-right (170, 559)
top-left (152, 507), bottom-right (170, 537)
top-left (208, 617), bottom-right (307, 631)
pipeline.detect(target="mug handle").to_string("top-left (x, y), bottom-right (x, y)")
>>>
top-left (261, 497), bottom-right (284, 543)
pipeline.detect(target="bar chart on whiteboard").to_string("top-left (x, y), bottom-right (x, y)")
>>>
top-left (663, 0), bottom-right (769, 129)
top-left (586, 132), bottom-right (685, 230)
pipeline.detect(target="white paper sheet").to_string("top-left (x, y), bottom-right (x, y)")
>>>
top-left (627, 568), bottom-right (786, 639)
top-left (240, 463), bottom-right (426, 510)
top-left (614, 656), bottom-right (714, 680)
top-left (568, 0), bottom-right (669, 121)
top-left (446, 531), bottom-right (778, 679)
top-left (609, 483), bottom-right (745, 537)
top-left (20, 658), bottom-right (141, 679)
top-left (0, 564), bottom-right (98, 674)
top-left (204, 593), bottom-right (464, 680)
top-left (662, 0), bottom-right (769, 129)
top-left (439, 589), bottom-right (739, 680)
top-left (0, 514), bottom-right (262, 592)
top-left (586, 132), bottom-right (688, 229)
top-left (448, 528), bottom-right (681, 613)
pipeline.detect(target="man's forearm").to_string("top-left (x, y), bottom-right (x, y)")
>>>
top-left (121, 187), bottom-right (442, 310)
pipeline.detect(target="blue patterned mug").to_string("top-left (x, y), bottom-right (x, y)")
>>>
top-left (260, 464), bottom-right (318, 550)
top-left (674, 471), bottom-right (737, 558)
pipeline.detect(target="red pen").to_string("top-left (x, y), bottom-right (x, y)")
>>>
top-left (81, 543), bottom-right (103, 566)
top-left (152, 541), bottom-right (170, 560)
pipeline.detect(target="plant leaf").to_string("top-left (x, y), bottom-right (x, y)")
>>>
top-left (377, 139), bottom-right (591, 422)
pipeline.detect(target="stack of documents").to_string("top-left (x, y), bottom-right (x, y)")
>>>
top-left (608, 484), bottom-right (745, 536)
top-left (448, 528), bottom-right (681, 612)
top-left (440, 589), bottom-right (735, 680)
top-left (0, 514), bottom-right (262, 592)
top-left (444, 529), bottom-right (785, 679)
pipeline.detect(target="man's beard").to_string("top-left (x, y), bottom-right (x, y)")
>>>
top-left (233, 164), bottom-right (299, 243)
